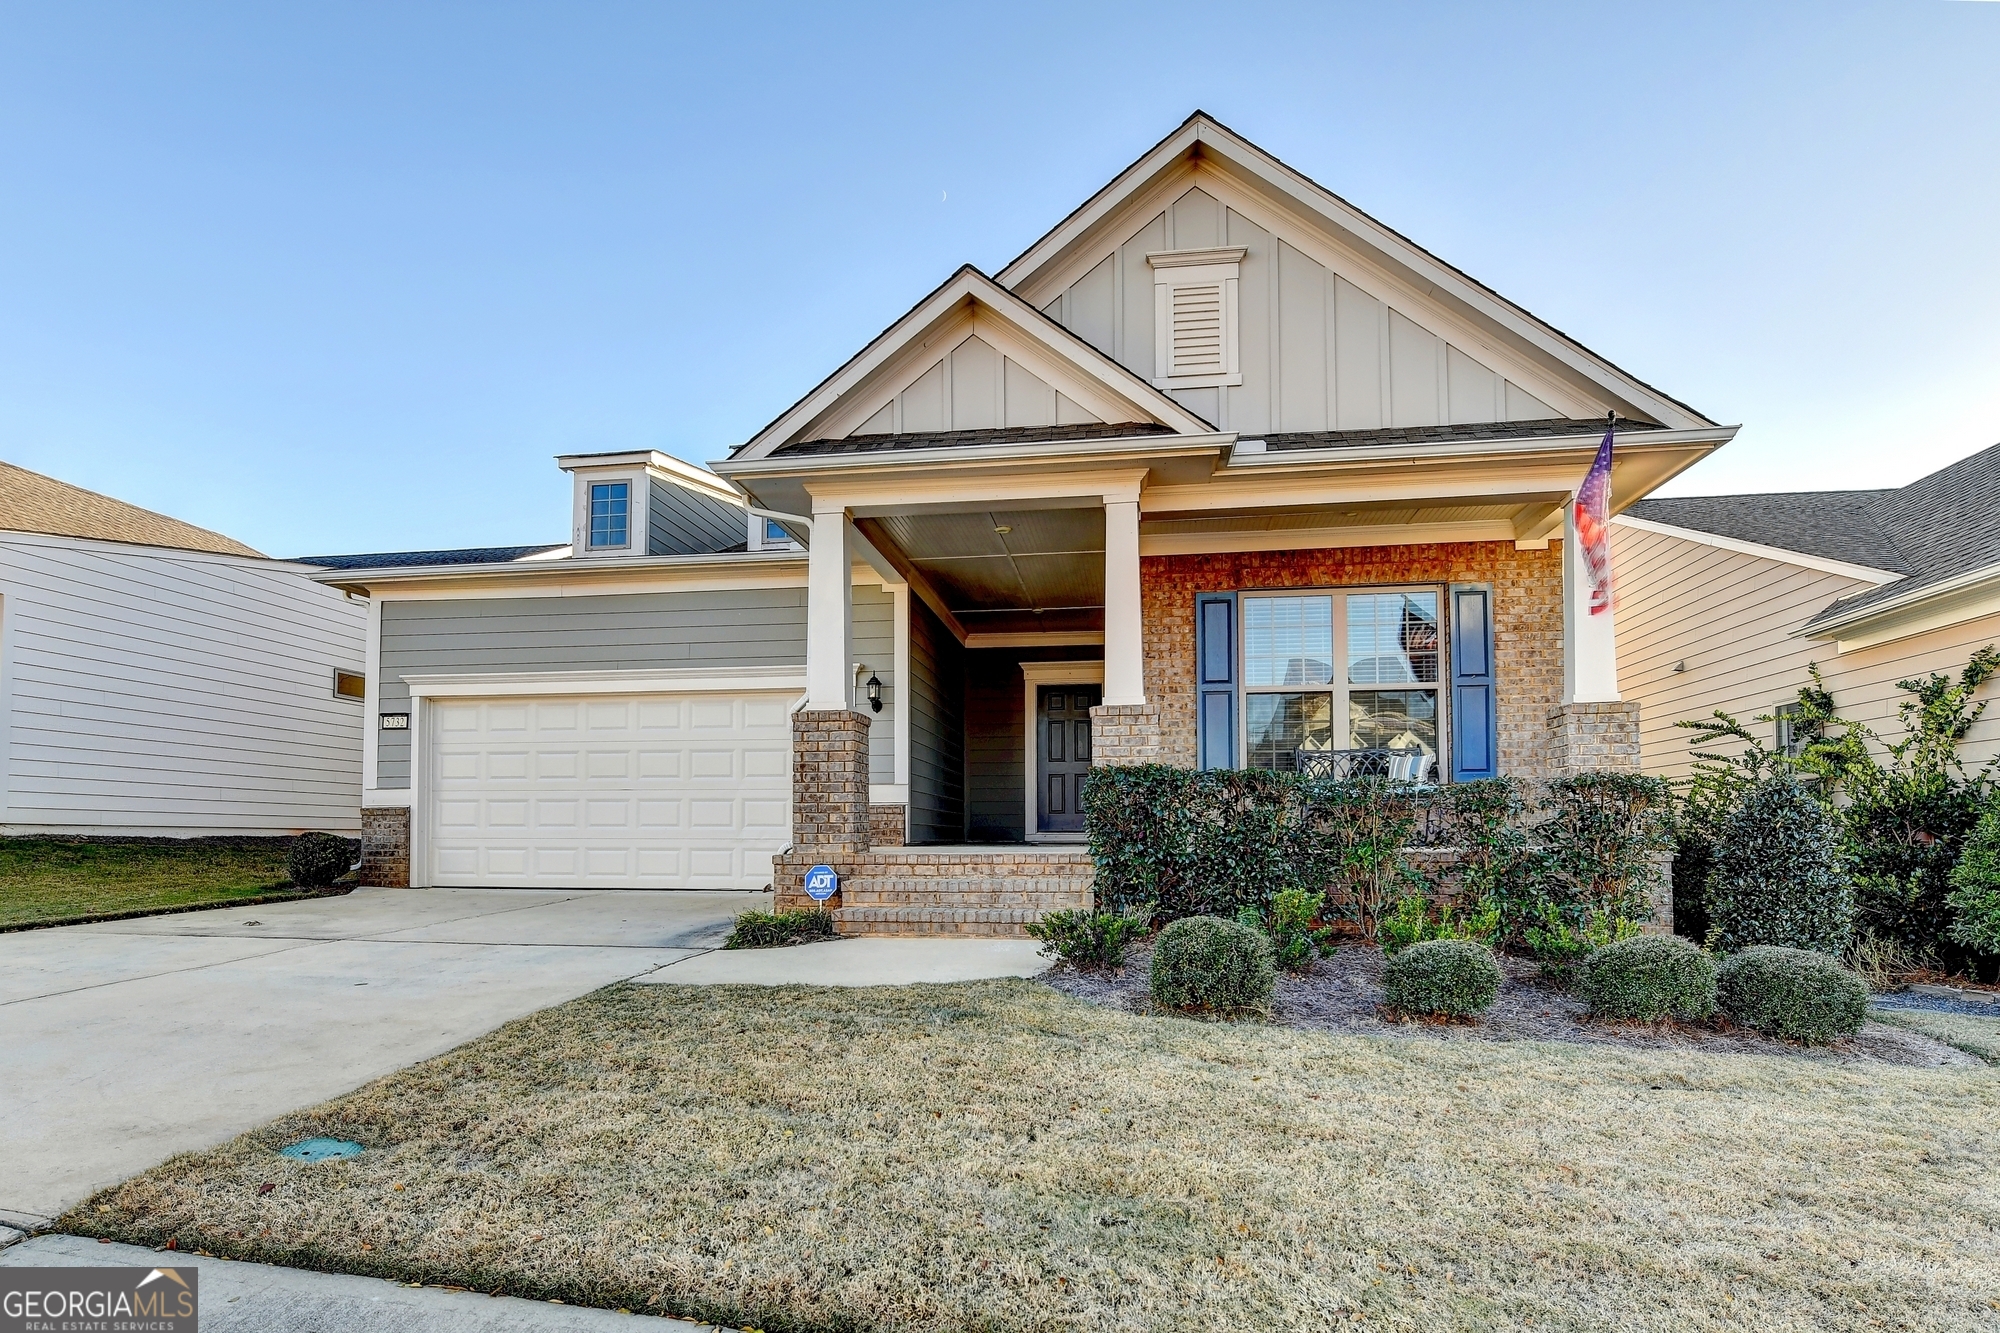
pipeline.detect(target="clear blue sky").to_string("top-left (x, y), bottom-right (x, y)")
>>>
top-left (3, 2), bottom-right (1996, 557)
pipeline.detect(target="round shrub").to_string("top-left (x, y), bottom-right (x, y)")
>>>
top-left (1708, 776), bottom-right (1853, 954)
top-left (1716, 945), bottom-right (1869, 1045)
top-left (287, 832), bottom-right (353, 887)
top-left (1380, 938), bottom-right (1501, 1018)
top-left (1149, 915), bottom-right (1275, 1015)
top-left (1576, 934), bottom-right (1717, 1022)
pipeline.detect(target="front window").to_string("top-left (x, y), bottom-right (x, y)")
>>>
top-left (1241, 588), bottom-right (1442, 772)
top-left (588, 481), bottom-right (630, 549)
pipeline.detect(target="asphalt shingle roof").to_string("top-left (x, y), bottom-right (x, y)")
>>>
top-left (291, 544), bottom-right (568, 570)
top-left (0, 460), bottom-right (263, 558)
top-left (1262, 418), bottom-right (1663, 452)
top-left (772, 421), bottom-right (1172, 458)
top-left (1625, 441), bottom-right (2000, 629)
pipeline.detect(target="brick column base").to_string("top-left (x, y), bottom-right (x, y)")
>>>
top-left (1547, 701), bottom-right (1642, 774)
top-left (779, 709), bottom-right (871, 912)
top-left (868, 803), bottom-right (907, 847)
top-left (1090, 703), bottom-right (1162, 767)
top-left (360, 807), bottom-right (411, 887)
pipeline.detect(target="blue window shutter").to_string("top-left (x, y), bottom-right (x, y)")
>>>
top-left (1449, 584), bottom-right (1499, 781)
top-left (1196, 592), bottom-right (1237, 770)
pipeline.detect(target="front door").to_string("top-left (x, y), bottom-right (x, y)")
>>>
top-left (1036, 685), bottom-right (1099, 834)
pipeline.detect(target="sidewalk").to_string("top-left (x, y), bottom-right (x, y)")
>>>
top-left (0, 1234), bottom-right (713, 1332)
top-left (635, 934), bottom-right (1052, 986)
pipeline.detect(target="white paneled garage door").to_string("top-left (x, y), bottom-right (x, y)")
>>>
top-left (426, 693), bottom-right (793, 889)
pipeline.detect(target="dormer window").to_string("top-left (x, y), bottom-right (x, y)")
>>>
top-left (1147, 247), bottom-right (1246, 390)
top-left (588, 481), bottom-right (630, 550)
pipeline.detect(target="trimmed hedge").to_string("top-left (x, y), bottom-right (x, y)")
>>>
top-left (1149, 916), bottom-right (1275, 1016)
top-left (1947, 799), bottom-right (2000, 955)
top-left (1708, 776), bottom-right (1853, 954)
top-left (286, 832), bottom-right (354, 888)
top-left (1577, 935), bottom-right (1717, 1022)
top-left (1716, 945), bottom-right (1869, 1045)
top-left (1381, 938), bottom-right (1501, 1018)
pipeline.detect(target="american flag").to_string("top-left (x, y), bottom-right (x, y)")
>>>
top-left (1574, 421), bottom-right (1614, 615)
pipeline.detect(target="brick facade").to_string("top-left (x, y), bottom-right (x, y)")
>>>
top-left (359, 806), bottom-right (411, 888)
top-left (868, 802), bottom-right (907, 847)
top-left (1088, 703), bottom-right (1163, 766)
top-left (1140, 542), bottom-right (1565, 781)
top-left (791, 709), bottom-right (871, 855)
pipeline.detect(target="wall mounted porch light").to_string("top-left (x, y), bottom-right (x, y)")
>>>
top-left (866, 672), bottom-right (884, 713)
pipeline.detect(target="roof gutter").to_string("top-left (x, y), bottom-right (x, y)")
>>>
top-left (1802, 558), bottom-right (2000, 639)
top-left (711, 431), bottom-right (1236, 481)
top-left (1220, 425), bottom-right (1737, 473)
top-left (306, 548), bottom-right (806, 596)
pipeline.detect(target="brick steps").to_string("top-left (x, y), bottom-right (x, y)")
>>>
top-left (832, 906), bottom-right (1053, 937)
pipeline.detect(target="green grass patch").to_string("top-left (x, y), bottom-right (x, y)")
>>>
top-left (1872, 1005), bottom-right (2000, 1064)
top-left (0, 837), bottom-right (311, 930)
top-left (69, 980), bottom-right (2000, 1331)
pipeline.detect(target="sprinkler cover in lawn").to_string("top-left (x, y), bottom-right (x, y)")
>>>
top-left (278, 1137), bottom-right (364, 1162)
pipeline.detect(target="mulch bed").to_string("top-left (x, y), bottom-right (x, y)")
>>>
top-left (1044, 942), bottom-right (1979, 1069)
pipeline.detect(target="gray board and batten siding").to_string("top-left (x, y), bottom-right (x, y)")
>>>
top-left (965, 645), bottom-right (1102, 842)
top-left (374, 584), bottom-right (896, 787)
top-left (649, 483), bottom-right (748, 556)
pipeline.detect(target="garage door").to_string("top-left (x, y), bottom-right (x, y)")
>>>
top-left (427, 693), bottom-right (793, 889)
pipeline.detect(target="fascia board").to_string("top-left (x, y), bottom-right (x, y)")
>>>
top-left (307, 549), bottom-right (806, 594)
top-left (1610, 514), bottom-right (1904, 584)
top-left (999, 113), bottom-right (1717, 433)
top-left (734, 269), bottom-right (1209, 460)
top-left (1221, 426), bottom-right (1735, 475)
top-left (1803, 560), bottom-right (2000, 640)
top-left (716, 432), bottom-right (1231, 484)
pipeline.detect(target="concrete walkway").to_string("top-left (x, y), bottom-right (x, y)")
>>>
top-left (636, 935), bottom-right (1052, 987)
top-left (0, 886), bottom-right (759, 1228)
top-left (0, 1234), bottom-right (712, 1331)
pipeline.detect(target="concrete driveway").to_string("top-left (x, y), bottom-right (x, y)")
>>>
top-left (0, 886), bottom-right (759, 1230)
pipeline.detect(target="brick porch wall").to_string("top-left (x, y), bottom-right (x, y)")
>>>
top-left (1141, 542), bottom-right (1565, 781)
top-left (359, 806), bottom-right (411, 887)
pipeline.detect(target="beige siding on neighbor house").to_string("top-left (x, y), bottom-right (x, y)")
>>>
top-left (0, 532), bottom-right (366, 835)
top-left (1613, 522), bottom-right (2000, 778)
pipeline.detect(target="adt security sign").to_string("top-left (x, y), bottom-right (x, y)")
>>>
top-left (804, 864), bottom-right (839, 902)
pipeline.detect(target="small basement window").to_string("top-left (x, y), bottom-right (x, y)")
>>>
top-left (333, 669), bottom-right (366, 701)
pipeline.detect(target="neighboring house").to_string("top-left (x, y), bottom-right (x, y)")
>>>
top-left (0, 461), bottom-right (367, 836)
top-left (1615, 442), bottom-right (2000, 777)
top-left (314, 112), bottom-right (1736, 933)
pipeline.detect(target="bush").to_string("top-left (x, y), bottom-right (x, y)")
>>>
top-left (1380, 938), bottom-right (1502, 1018)
top-left (287, 832), bottom-right (354, 887)
top-left (724, 908), bottom-right (836, 949)
top-left (1378, 893), bottom-right (1501, 957)
top-left (1576, 935), bottom-right (1717, 1022)
top-left (1716, 945), bottom-right (1869, 1044)
top-left (1529, 772), bottom-right (1673, 920)
top-left (1708, 776), bottom-right (1853, 954)
top-left (1947, 800), bottom-right (2000, 956)
top-left (1148, 916), bottom-right (1275, 1015)
top-left (1026, 907), bottom-right (1149, 968)
top-left (1522, 903), bottom-right (1642, 985)
top-left (1235, 888), bottom-right (1335, 971)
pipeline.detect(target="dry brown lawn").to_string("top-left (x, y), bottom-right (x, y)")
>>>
top-left (68, 980), bottom-right (2000, 1332)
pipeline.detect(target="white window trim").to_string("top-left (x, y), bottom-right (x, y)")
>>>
top-left (572, 470), bottom-right (645, 557)
top-left (749, 513), bottom-right (804, 552)
top-left (1237, 584), bottom-right (1448, 773)
top-left (1022, 660), bottom-right (1105, 843)
top-left (1148, 246), bottom-right (1246, 390)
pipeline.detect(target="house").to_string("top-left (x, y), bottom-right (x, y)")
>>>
top-left (314, 112), bottom-right (1736, 933)
top-left (1614, 441), bottom-right (2000, 776)
top-left (0, 461), bottom-right (367, 837)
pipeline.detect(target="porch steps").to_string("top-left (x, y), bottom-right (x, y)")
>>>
top-left (805, 845), bottom-right (1094, 938)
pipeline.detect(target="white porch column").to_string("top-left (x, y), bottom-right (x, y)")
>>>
top-left (806, 500), bottom-right (854, 711)
top-left (1561, 499), bottom-right (1620, 703)
top-left (1103, 496), bottom-right (1145, 706)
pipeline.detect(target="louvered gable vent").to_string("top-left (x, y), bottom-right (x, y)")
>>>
top-left (1148, 247), bottom-right (1245, 389)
